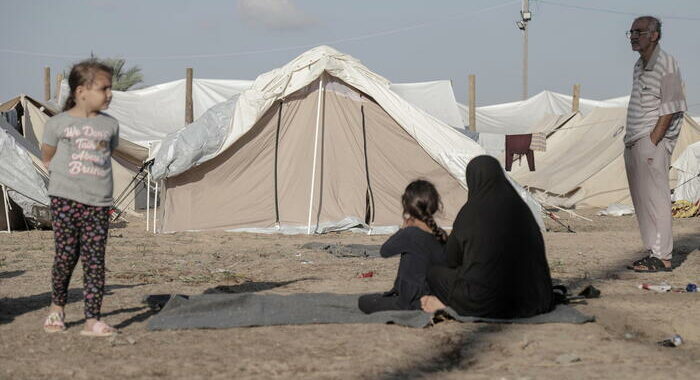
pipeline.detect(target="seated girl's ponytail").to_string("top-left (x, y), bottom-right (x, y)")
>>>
top-left (401, 179), bottom-right (448, 244)
top-left (422, 214), bottom-right (448, 243)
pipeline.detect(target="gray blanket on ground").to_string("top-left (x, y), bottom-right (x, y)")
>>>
top-left (146, 293), bottom-right (594, 331)
top-left (300, 242), bottom-right (381, 258)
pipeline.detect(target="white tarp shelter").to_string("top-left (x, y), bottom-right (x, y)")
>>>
top-left (152, 46), bottom-right (543, 233)
top-left (0, 117), bottom-right (49, 230)
top-left (672, 140), bottom-right (700, 203)
top-left (390, 81), bottom-right (464, 130)
top-left (57, 79), bottom-right (253, 146)
top-left (458, 91), bottom-right (630, 162)
top-left (510, 109), bottom-right (700, 208)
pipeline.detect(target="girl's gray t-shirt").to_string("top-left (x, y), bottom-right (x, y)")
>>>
top-left (43, 112), bottom-right (119, 207)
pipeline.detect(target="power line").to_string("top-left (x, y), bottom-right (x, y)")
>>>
top-left (0, 1), bottom-right (519, 61)
top-left (538, 0), bottom-right (700, 21)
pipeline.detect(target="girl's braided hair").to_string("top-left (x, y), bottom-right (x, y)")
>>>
top-left (401, 179), bottom-right (448, 243)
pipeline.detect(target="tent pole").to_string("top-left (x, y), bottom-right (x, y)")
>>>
top-left (44, 67), bottom-right (51, 102)
top-left (146, 144), bottom-right (151, 232)
top-left (153, 181), bottom-right (158, 234)
top-left (55, 73), bottom-right (64, 101)
top-left (307, 76), bottom-right (324, 234)
top-left (2, 184), bottom-right (11, 233)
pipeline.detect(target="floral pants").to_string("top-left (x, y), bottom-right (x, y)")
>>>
top-left (50, 196), bottom-right (110, 319)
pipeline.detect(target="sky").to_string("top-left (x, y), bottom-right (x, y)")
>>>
top-left (1, 0), bottom-right (699, 114)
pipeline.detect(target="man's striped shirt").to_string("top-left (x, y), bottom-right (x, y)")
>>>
top-left (625, 45), bottom-right (686, 146)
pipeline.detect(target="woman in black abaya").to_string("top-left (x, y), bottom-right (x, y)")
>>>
top-left (421, 155), bottom-right (554, 318)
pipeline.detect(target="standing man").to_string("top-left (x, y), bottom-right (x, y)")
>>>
top-left (625, 16), bottom-right (686, 272)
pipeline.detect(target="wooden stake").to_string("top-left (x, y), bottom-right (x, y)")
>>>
top-left (185, 68), bottom-right (193, 124)
top-left (572, 83), bottom-right (581, 113)
top-left (468, 74), bottom-right (476, 131)
top-left (44, 67), bottom-right (51, 102)
top-left (55, 73), bottom-right (64, 100)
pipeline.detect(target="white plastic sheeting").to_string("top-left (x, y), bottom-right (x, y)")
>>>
top-left (150, 96), bottom-right (239, 179)
top-left (458, 90), bottom-right (628, 134)
top-left (0, 119), bottom-right (49, 215)
top-left (390, 80), bottom-right (464, 130)
top-left (597, 204), bottom-right (635, 216)
top-left (57, 79), bottom-right (252, 146)
top-left (152, 45), bottom-right (544, 229)
top-left (672, 141), bottom-right (700, 202)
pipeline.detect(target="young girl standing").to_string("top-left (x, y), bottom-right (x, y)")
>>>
top-left (358, 180), bottom-right (449, 313)
top-left (41, 60), bottom-right (119, 336)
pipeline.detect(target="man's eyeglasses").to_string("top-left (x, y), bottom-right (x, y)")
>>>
top-left (626, 30), bottom-right (653, 39)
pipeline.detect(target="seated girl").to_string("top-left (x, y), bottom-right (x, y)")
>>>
top-left (421, 155), bottom-right (554, 319)
top-left (358, 180), bottom-right (448, 313)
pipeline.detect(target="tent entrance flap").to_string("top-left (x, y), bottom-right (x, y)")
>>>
top-left (274, 102), bottom-right (282, 226)
top-left (361, 104), bottom-right (375, 226)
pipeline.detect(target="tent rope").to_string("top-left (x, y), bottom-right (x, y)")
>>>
top-left (671, 171), bottom-right (700, 193)
top-left (111, 159), bottom-right (153, 221)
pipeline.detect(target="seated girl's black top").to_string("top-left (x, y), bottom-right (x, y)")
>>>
top-left (381, 226), bottom-right (447, 309)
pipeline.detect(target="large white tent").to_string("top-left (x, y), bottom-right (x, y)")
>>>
top-left (151, 46), bottom-right (543, 233)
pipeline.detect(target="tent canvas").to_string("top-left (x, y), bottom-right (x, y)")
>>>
top-left (2, 95), bottom-right (149, 215)
top-left (390, 80), bottom-right (464, 130)
top-left (152, 46), bottom-right (543, 233)
top-left (510, 109), bottom-right (700, 208)
top-left (0, 118), bottom-right (50, 229)
top-left (672, 140), bottom-right (700, 202)
top-left (458, 90), bottom-right (628, 134)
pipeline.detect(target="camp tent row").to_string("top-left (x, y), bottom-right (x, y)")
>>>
top-left (46, 62), bottom-right (468, 229)
top-left (0, 95), bottom-right (149, 225)
top-left (150, 45), bottom-right (543, 233)
top-left (456, 91), bottom-right (631, 161)
top-left (456, 92), bottom-right (700, 208)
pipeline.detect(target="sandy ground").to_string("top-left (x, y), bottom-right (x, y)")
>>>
top-left (1, 210), bottom-right (699, 379)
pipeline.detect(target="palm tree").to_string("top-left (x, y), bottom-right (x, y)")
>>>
top-left (100, 57), bottom-right (144, 91)
top-left (64, 54), bottom-right (144, 91)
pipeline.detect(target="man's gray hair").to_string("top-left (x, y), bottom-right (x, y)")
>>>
top-left (635, 16), bottom-right (662, 40)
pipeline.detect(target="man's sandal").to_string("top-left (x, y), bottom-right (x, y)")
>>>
top-left (43, 311), bottom-right (66, 333)
top-left (626, 256), bottom-right (650, 270)
top-left (80, 321), bottom-right (117, 337)
top-left (631, 256), bottom-right (672, 273)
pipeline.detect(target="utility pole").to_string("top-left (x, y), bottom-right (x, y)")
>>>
top-left (516, 0), bottom-right (532, 100)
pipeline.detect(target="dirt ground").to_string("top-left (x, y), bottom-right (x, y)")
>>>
top-left (1, 209), bottom-right (699, 379)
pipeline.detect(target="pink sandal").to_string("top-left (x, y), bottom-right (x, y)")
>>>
top-left (43, 311), bottom-right (66, 333)
top-left (80, 320), bottom-right (117, 337)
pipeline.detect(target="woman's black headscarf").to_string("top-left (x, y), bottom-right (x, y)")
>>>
top-left (444, 155), bottom-right (553, 318)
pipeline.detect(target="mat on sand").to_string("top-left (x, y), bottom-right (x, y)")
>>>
top-left (300, 243), bottom-right (381, 258)
top-left (147, 293), bottom-right (594, 330)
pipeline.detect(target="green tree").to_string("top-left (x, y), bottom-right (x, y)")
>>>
top-left (64, 54), bottom-right (144, 91)
top-left (101, 57), bottom-right (144, 91)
